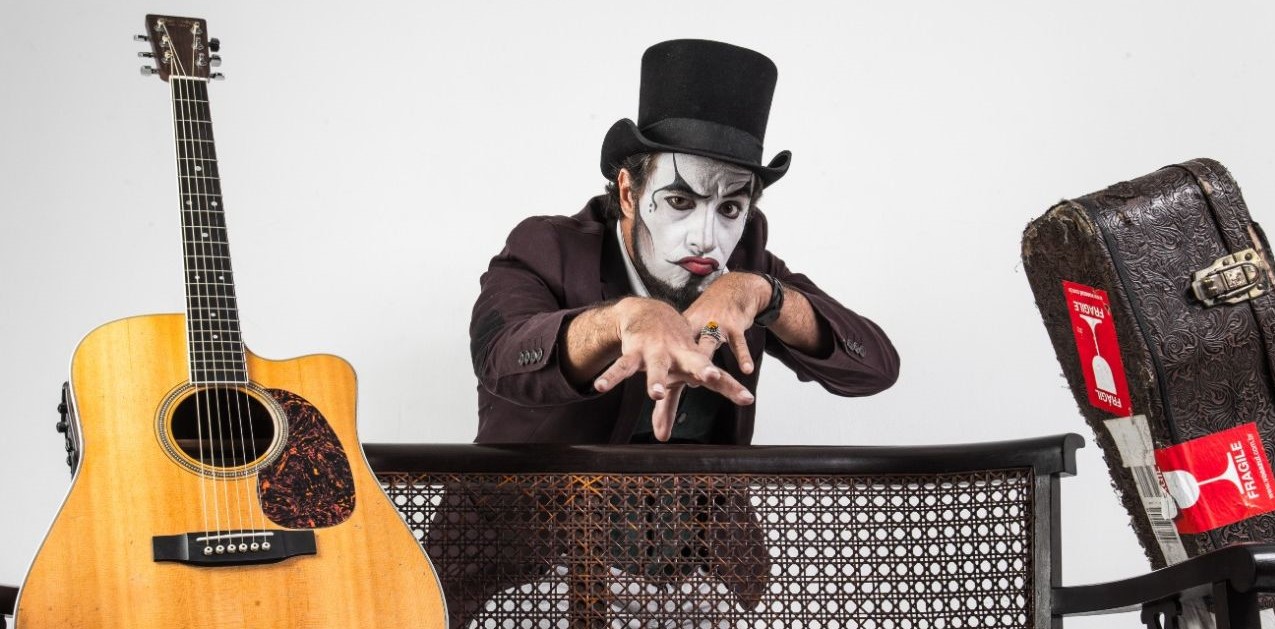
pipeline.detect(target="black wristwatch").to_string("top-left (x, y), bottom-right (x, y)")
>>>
top-left (753, 273), bottom-right (785, 327)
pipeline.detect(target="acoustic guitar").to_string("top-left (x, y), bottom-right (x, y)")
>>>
top-left (16, 15), bottom-right (447, 628)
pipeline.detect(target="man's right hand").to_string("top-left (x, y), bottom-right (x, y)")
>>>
top-left (564, 297), bottom-right (755, 410)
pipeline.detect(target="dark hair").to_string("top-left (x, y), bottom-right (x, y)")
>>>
top-left (601, 152), bottom-right (763, 220)
top-left (602, 153), bottom-right (656, 220)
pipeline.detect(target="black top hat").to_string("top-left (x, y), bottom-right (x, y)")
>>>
top-left (600, 39), bottom-right (791, 187)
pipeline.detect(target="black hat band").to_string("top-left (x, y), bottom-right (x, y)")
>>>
top-left (641, 118), bottom-right (763, 164)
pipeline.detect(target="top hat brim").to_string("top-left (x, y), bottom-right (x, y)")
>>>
top-left (600, 118), bottom-right (791, 188)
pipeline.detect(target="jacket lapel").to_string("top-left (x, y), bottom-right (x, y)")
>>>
top-left (600, 218), bottom-right (629, 302)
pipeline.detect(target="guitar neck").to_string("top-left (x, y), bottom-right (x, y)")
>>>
top-left (171, 77), bottom-right (246, 385)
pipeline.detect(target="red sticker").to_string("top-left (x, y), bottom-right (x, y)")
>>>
top-left (1155, 423), bottom-right (1275, 534)
top-left (1062, 281), bottom-right (1131, 416)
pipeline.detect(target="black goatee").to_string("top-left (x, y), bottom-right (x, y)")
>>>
top-left (630, 211), bottom-right (711, 311)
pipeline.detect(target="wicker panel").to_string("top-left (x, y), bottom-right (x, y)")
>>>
top-left (379, 469), bottom-right (1035, 629)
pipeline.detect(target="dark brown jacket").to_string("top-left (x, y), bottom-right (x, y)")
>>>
top-left (469, 196), bottom-right (900, 444)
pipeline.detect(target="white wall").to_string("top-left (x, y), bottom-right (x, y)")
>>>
top-left (3, 1), bottom-right (1274, 626)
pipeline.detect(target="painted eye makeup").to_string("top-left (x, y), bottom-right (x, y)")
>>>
top-left (718, 202), bottom-right (744, 219)
top-left (663, 194), bottom-right (695, 211)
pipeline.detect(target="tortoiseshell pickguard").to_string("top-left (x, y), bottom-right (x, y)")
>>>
top-left (258, 388), bottom-right (355, 528)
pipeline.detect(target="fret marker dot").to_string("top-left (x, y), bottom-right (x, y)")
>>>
top-left (193, 275), bottom-right (200, 280)
top-left (211, 313), bottom-right (217, 318)
top-left (212, 334), bottom-right (219, 339)
top-left (211, 201), bottom-right (219, 207)
top-left (202, 232), bottom-right (209, 238)
top-left (218, 275), bottom-right (224, 280)
top-left (194, 165), bottom-right (203, 172)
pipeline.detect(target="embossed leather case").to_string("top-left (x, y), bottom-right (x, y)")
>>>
top-left (1022, 158), bottom-right (1275, 570)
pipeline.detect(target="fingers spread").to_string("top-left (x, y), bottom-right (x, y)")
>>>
top-left (595, 353), bottom-right (640, 393)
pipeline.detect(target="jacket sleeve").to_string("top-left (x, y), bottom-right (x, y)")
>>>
top-left (470, 217), bottom-right (600, 407)
top-left (760, 249), bottom-right (901, 397)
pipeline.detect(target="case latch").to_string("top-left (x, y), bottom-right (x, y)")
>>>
top-left (1191, 248), bottom-right (1268, 307)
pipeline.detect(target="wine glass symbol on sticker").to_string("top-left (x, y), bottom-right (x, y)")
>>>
top-left (1079, 314), bottom-right (1117, 394)
top-left (1162, 453), bottom-right (1243, 509)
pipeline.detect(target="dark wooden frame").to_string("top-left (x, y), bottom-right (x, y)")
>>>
top-left (6, 433), bottom-right (1275, 628)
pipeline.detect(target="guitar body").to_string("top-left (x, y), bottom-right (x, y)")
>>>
top-left (17, 313), bottom-right (447, 628)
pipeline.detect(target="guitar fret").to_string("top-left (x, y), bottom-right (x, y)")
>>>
top-left (190, 321), bottom-right (240, 327)
top-left (192, 376), bottom-right (249, 384)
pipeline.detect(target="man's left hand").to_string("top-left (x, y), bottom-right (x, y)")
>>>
top-left (648, 272), bottom-right (772, 441)
top-left (681, 271), bottom-right (771, 374)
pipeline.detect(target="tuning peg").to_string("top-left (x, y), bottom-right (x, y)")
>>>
top-left (138, 51), bottom-right (154, 59)
top-left (208, 38), bottom-right (221, 52)
top-left (134, 34), bottom-right (149, 42)
top-left (210, 72), bottom-right (225, 81)
top-left (210, 55), bottom-right (222, 67)
top-left (141, 66), bottom-right (158, 76)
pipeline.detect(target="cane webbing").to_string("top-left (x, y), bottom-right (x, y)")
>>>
top-left (379, 469), bottom-right (1035, 629)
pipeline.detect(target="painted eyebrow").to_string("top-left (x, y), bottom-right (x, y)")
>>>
top-left (655, 181), bottom-right (709, 200)
top-left (721, 182), bottom-right (752, 198)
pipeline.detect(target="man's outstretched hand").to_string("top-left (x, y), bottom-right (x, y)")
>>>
top-left (590, 297), bottom-right (754, 405)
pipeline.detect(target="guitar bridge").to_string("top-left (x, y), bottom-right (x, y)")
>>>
top-left (152, 529), bottom-right (316, 566)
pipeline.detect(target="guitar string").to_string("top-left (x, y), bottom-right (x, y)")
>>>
top-left (184, 35), bottom-right (266, 543)
top-left (186, 73), bottom-right (244, 540)
top-left (164, 21), bottom-right (217, 543)
top-left (178, 72), bottom-right (231, 541)
top-left (182, 71), bottom-right (231, 542)
top-left (195, 70), bottom-right (263, 542)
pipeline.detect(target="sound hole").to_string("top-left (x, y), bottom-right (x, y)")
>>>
top-left (170, 387), bottom-right (276, 469)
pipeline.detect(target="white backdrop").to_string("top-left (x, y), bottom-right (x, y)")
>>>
top-left (3, 1), bottom-right (1275, 627)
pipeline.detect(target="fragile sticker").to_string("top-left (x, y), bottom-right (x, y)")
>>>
top-left (1062, 281), bottom-right (1131, 416)
top-left (1155, 423), bottom-right (1275, 534)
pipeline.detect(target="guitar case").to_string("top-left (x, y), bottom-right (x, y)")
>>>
top-left (1021, 158), bottom-right (1275, 571)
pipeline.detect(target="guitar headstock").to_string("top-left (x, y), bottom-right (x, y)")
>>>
top-left (138, 15), bottom-right (222, 82)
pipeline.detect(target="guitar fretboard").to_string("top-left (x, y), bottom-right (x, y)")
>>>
top-left (172, 77), bottom-right (246, 384)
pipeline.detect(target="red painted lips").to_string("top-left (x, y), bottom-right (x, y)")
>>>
top-left (678, 257), bottom-right (719, 276)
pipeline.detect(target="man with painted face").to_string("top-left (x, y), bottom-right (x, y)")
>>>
top-left (439, 39), bottom-right (900, 626)
top-left (470, 39), bottom-right (899, 445)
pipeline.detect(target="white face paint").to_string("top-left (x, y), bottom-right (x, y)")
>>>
top-left (629, 153), bottom-right (754, 304)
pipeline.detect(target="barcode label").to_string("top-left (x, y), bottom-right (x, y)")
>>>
top-left (1128, 464), bottom-right (1188, 563)
top-left (1104, 416), bottom-right (1190, 565)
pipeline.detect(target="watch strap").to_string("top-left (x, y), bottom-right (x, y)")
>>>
top-left (753, 273), bottom-right (785, 327)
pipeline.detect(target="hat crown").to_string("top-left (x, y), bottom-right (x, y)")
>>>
top-left (637, 39), bottom-right (777, 145)
top-left (599, 39), bottom-right (791, 187)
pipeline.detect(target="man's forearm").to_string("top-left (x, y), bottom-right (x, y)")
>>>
top-left (767, 285), bottom-right (832, 357)
top-left (561, 300), bottom-right (625, 386)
